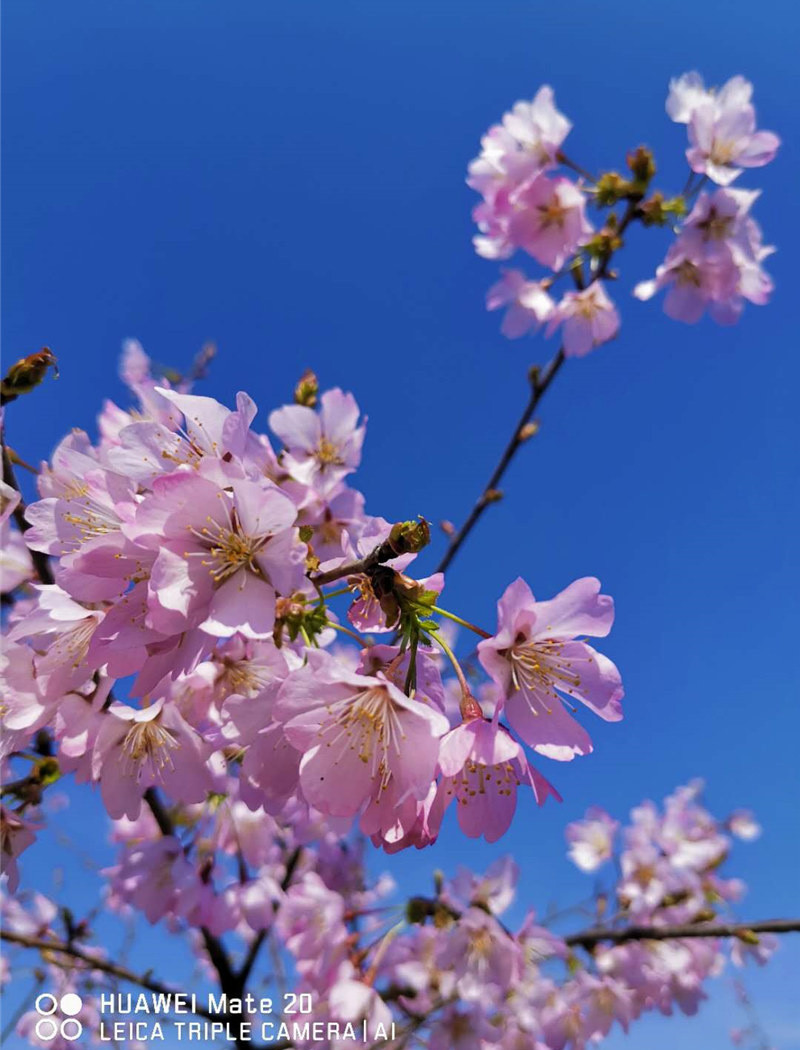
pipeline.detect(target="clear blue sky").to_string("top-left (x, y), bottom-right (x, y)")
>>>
top-left (2, 1), bottom-right (798, 1046)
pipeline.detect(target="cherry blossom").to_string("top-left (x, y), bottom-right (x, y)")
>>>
top-left (478, 577), bottom-right (623, 761)
top-left (547, 282), bottom-right (620, 356)
top-left (666, 73), bottom-right (780, 185)
top-left (487, 270), bottom-right (556, 338)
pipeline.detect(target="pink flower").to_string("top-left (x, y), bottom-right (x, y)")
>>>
top-left (634, 242), bottom-right (738, 324)
top-left (500, 87), bottom-right (572, 170)
top-left (730, 933), bottom-right (778, 967)
top-left (275, 652), bottom-right (449, 826)
top-left (727, 809), bottom-right (761, 841)
top-left (8, 585), bottom-right (103, 699)
top-left (0, 483), bottom-right (33, 592)
top-left (437, 719), bottom-right (559, 842)
top-left (0, 806), bottom-right (37, 892)
top-left (666, 73), bottom-right (780, 185)
top-left (358, 643), bottom-right (446, 711)
top-left (104, 836), bottom-right (202, 923)
top-left (437, 906), bottom-right (521, 1001)
top-left (269, 389), bottom-right (365, 495)
top-left (546, 282), bottom-right (620, 357)
top-left (127, 471), bottom-right (302, 640)
top-left (509, 174), bottom-right (592, 269)
top-left (468, 86), bottom-right (570, 200)
top-left (0, 522), bottom-right (33, 593)
top-left (328, 979), bottom-right (394, 1034)
top-left (24, 433), bottom-right (141, 603)
top-left (0, 641), bottom-right (60, 738)
top-left (635, 188), bottom-right (773, 325)
top-left (566, 807), bottom-right (619, 872)
top-left (92, 699), bottom-right (214, 819)
top-left (446, 856), bottom-right (520, 916)
top-left (106, 388), bottom-right (263, 487)
top-left (487, 270), bottom-right (555, 338)
top-left (478, 577), bottom-right (623, 761)
top-left (275, 871), bottom-right (349, 978)
top-left (368, 782), bottom-right (445, 854)
top-left (224, 692), bottom-right (301, 816)
top-left (300, 485), bottom-right (367, 566)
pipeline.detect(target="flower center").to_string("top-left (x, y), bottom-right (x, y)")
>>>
top-left (698, 209), bottom-right (733, 241)
top-left (508, 638), bottom-right (582, 712)
top-left (316, 438), bottom-right (345, 467)
top-left (216, 657), bottom-right (270, 697)
top-left (62, 495), bottom-right (119, 546)
top-left (190, 513), bottom-right (268, 583)
top-left (674, 259), bottom-right (702, 288)
top-left (326, 686), bottom-right (405, 792)
top-left (121, 721), bottom-right (179, 780)
top-left (537, 199), bottom-right (566, 229)
top-left (710, 138), bottom-right (737, 165)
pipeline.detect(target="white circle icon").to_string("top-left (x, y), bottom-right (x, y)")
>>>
top-left (35, 994), bottom-right (58, 1016)
top-left (34, 1018), bottom-right (58, 1041)
top-left (60, 993), bottom-right (83, 1017)
top-left (61, 1018), bottom-right (83, 1041)
top-left (34, 992), bottom-right (84, 1041)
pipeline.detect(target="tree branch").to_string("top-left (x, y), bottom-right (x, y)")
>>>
top-left (237, 846), bottom-right (303, 988)
top-left (311, 538), bottom-right (401, 587)
top-left (141, 788), bottom-right (246, 1045)
top-left (435, 350), bottom-right (566, 575)
top-left (565, 918), bottom-right (800, 950)
top-left (0, 930), bottom-right (217, 1020)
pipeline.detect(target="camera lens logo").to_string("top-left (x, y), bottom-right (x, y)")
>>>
top-left (34, 993), bottom-right (83, 1042)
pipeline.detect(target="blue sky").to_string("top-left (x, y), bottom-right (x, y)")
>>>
top-left (3, 0), bottom-right (799, 1046)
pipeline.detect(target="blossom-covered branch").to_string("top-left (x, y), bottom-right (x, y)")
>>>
top-left (0, 69), bottom-right (787, 1050)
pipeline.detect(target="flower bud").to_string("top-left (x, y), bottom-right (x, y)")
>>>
top-left (595, 171), bottom-right (630, 206)
top-left (735, 929), bottom-right (762, 946)
top-left (388, 517), bottom-right (431, 556)
top-left (459, 692), bottom-right (484, 721)
top-left (626, 145), bottom-right (656, 185)
top-left (293, 369), bottom-right (319, 407)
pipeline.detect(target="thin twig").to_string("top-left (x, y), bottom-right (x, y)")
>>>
top-left (435, 350), bottom-right (566, 575)
top-left (311, 539), bottom-right (397, 587)
top-left (565, 918), bottom-right (800, 950)
top-left (0, 931), bottom-right (217, 1020)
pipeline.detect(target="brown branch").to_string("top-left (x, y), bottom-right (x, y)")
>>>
top-left (142, 787), bottom-right (174, 837)
top-left (565, 918), bottom-right (800, 950)
top-left (311, 535), bottom-right (405, 587)
top-left (435, 350), bottom-right (566, 575)
top-left (141, 788), bottom-right (246, 1046)
top-left (0, 930), bottom-right (217, 1020)
top-left (237, 846), bottom-right (303, 988)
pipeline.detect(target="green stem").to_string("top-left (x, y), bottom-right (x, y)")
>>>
top-left (431, 605), bottom-right (491, 639)
top-left (322, 585), bottom-right (353, 600)
top-left (328, 620), bottom-right (366, 644)
top-left (404, 629), bottom-right (419, 695)
top-left (428, 629), bottom-right (474, 709)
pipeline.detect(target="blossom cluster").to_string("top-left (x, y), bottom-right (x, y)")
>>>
top-left (1, 341), bottom-right (625, 889)
top-left (1, 782), bottom-right (774, 1050)
top-left (471, 73), bottom-right (779, 345)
